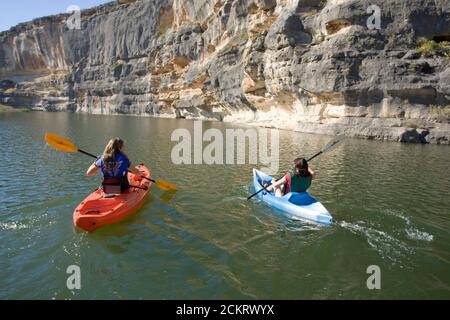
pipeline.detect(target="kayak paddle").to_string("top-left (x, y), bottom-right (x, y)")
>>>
top-left (44, 133), bottom-right (177, 192)
top-left (247, 134), bottom-right (345, 200)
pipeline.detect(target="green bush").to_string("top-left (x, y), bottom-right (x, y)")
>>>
top-left (417, 40), bottom-right (450, 57)
top-left (0, 104), bottom-right (30, 112)
top-left (404, 119), bottom-right (419, 129)
top-left (319, 0), bottom-right (327, 8)
top-left (158, 26), bottom-right (169, 38)
top-left (429, 105), bottom-right (450, 122)
top-left (111, 59), bottom-right (125, 69)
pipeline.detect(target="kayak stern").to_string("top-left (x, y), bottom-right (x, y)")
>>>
top-left (73, 164), bottom-right (152, 232)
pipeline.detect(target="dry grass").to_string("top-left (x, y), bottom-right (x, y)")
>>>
top-left (157, 6), bottom-right (174, 38)
top-left (4, 88), bottom-right (16, 94)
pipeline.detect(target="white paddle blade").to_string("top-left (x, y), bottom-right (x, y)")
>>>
top-left (322, 134), bottom-right (345, 154)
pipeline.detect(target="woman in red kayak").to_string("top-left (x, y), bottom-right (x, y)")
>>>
top-left (86, 137), bottom-right (144, 193)
top-left (265, 157), bottom-right (316, 197)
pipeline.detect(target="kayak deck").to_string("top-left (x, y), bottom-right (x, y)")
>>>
top-left (252, 169), bottom-right (333, 225)
top-left (73, 164), bottom-right (152, 232)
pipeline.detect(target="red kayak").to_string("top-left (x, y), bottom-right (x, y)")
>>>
top-left (73, 164), bottom-right (152, 232)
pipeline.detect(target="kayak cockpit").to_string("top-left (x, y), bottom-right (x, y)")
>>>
top-left (287, 193), bottom-right (318, 206)
top-left (252, 168), bottom-right (333, 225)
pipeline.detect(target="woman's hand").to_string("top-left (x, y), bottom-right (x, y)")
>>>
top-left (127, 166), bottom-right (140, 175)
top-left (309, 168), bottom-right (316, 179)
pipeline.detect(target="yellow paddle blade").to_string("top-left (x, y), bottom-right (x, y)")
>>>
top-left (44, 133), bottom-right (78, 153)
top-left (155, 179), bottom-right (177, 192)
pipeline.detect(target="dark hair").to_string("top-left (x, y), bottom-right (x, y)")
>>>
top-left (293, 158), bottom-right (310, 177)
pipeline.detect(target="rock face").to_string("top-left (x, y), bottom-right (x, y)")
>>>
top-left (1, 0), bottom-right (450, 144)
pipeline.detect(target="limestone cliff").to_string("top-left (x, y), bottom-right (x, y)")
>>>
top-left (1, 0), bottom-right (450, 144)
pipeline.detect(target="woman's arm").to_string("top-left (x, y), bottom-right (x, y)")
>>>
top-left (266, 176), bottom-right (287, 192)
top-left (86, 163), bottom-right (100, 176)
top-left (309, 168), bottom-right (316, 180)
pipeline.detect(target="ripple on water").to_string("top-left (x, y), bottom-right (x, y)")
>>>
top-left (338, 220), bottom-right (415, 267)
top-left (382, 208), bottom-right (434, 242)
top-left (0, 221), bottom-right (26, 231)
top-left (405, 228), bottom-right (434, 242)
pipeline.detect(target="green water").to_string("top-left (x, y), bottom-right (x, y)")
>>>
top-left (1, 112), bottom-right (449, 299)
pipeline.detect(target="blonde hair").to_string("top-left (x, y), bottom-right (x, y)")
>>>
top-left (102, 137), bottom-right (125, 170)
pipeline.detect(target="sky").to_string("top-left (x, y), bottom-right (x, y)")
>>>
top-left (0, 0), bottom-right (112, 32)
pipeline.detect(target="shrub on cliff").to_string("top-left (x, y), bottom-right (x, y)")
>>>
top-left (429, 105), bottom-right (450, 123)
top-left (417, 39), bottom-right (450, 58)
top-left (0, 104), bottom-right (30, 113)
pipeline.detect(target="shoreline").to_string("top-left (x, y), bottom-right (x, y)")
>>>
top-left (13, 107), bottom-right (450, 146)
top-left (0, 104), bottom-right (30, 113)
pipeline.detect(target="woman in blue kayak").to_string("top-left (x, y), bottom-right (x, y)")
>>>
top-left (86, 137), bottom-right (143, 193)
top-left (265, 158), bottom-right (316, 197)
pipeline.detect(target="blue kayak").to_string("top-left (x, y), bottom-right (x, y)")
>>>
top-left (252, 169), bottom-right (333, 225)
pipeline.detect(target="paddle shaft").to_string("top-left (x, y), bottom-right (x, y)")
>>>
top-left (130, 185), bottom-right (149, 191)
top-left (306, 151), bottom-right (322, 162)
top-left (78, 148), bottom-right (156, 184)
top-left (247, 150), bottom-right (322, 200)
top-left (79, 149), bottom-right (98, 159)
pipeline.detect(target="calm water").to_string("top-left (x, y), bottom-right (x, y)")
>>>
top-left (0, 112), bottom-right (449, 299)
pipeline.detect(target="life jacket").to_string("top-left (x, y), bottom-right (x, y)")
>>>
top-left (285, 170), bottom-right (312, 194)
top-left (285, 171), bottom-right (291, 194)
top-left (102, 177), bottom-right (130, 194)
top-left (97, 153), bottom-right (131, 180)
